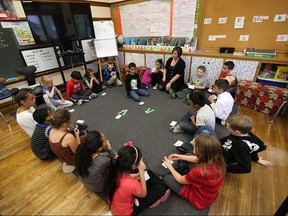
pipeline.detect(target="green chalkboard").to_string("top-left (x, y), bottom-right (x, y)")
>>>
top-left (0, 24), bottom-right (26, 79)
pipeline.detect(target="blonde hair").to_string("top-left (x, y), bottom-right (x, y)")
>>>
top-left (41, 76), bottom-right (52, 86)
top-left (194, 133), bottom-right (226, 177)
top-left (227, 115), bottom-right (253, 134)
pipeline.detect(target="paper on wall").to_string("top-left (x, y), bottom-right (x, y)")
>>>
top-left (204, 18), bottom-right (212, 24)
top-left (276, 35), bottom-right (288, 42)
top-left (252, 16), bottom-right (264, 23)
top-left (239, 35), bottom-right (249, 41)
top-left (218, 17), bottom-right (227, 24)
top-left (274, 14), bottom-right (287, 22)
top-left (234, 16), bottom-right (245, 29)
top-left (208, 35), bottom-right (216, 41)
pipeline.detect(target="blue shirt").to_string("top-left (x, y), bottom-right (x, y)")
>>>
top-left (102, 67), bottom-right (119, 81)
top-left (43, 87), bottom-right (59, 100)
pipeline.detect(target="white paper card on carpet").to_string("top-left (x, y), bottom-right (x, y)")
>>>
top-left (68, 109), bottom-right (75, 112)
top-left (162, 160), bottom-right (174, 169)
top-left (115, 115), bottom-right (122, 119)
top-left (76, 120), bottom-right (85, 124)
top-left (170, 121), bottom-right (177, 126)
top-left (101, 92), bottom-right (107, 96)
top-left (174, 140), bottom-right (184, 147)
top-left (144, 170), bottom-right (150, 181)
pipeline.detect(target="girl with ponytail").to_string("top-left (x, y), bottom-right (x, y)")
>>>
top-left (105, 142), bottom-right (170, 215)
top-left (75, 131), bottom-right (115, 193)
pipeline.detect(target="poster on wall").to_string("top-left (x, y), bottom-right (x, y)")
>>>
top-left (12, 22), bottom-right (35, 45)
top-left (0, 0), bottom-right (19, 21)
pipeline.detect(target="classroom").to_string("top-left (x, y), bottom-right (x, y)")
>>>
top-left (0, 0), bottom-right (287, 215)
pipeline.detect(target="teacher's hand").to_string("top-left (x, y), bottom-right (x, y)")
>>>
top-left (166, 82), bottom-right (171, 91)
top-left (162, 77), bottom-right (166, 82)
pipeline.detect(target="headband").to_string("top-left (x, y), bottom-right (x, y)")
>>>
top-left (124, 141), bottom-right (138, 165)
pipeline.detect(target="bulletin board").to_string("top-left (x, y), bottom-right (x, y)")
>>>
top-left (199, 0), bottom-right (288, 52)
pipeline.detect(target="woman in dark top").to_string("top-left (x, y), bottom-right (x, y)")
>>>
top-left (159, 46), bottom-right (186, 98)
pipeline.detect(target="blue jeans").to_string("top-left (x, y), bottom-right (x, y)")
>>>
top-left (179, 110), bottom-right (198, 135)
top-left (194, 124), bottom-right (216, 137)
top-left (130, 89), bottom-right (149, 101)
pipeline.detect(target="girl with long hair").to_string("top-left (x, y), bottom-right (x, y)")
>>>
top-left (75, 131), bottom-right (115, 193)
top-left (163, 133), bottom-right (226, 210)
top-left (82, 68), bottom-right (106, 94)
top-left (105, 142), bottom-right (170, 215)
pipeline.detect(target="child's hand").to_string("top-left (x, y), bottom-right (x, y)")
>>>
top-left (191, 115), bottom-right (196, 123)
top-left (257, 157), bottom-right (272, 168)
top-left (111, 72), bottom-right (116, 76)
top-left (105, 140), bottom-right (112, 150)
top-left (163, 156), bottom-right (173, 169)
top-left (73, 128), bottom-right (80, 137)
top-left (208, 95), bottom-right (216, 103)
top-left (138, 159), bottom-right (146, 172)
top-left (130, 173), bottom-right (140, 179)
top-left (168, 154), bottom-right (181, 161)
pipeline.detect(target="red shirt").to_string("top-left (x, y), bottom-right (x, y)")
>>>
top-left (179, 162), bottom-right (225, 210)
top-left (111, 174), bottom-right (142, 215)
top-left (65, 79), bottom-right (84, 100)
top-left (218, 72), bottom-right (233, 79)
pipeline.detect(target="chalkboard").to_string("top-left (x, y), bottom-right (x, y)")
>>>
top-left (93, 21), bottom-right (118, 58)
top-left (0, 24), bottom-right (26, 79)
top-left (21, 47), bottom-right (64, 73)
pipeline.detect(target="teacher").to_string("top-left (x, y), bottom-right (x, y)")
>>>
top-left (159, 46), bottom-right (186, 99)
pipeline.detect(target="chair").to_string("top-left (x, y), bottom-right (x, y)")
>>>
top-left (18, 65), bottom-right (45, 106)
top-left (270, 98), bottom-right (288, 123)
top-left (0, 82), bottom-right (13, 135)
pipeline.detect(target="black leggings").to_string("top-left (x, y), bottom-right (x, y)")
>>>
top-left (132, 170), bottom-right (167, 215)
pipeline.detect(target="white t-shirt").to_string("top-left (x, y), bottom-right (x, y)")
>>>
top-left (16, 107), bottom-right (37, 137)
top-left (210, 91), bottom-right (234, 120)
top-left (196, 104), bottom-right (216, 129)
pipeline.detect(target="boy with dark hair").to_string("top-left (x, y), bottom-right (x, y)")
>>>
top-left (219, 61), bottom-right (234, 79)
top-left (66, 70), bottom-right (96, 105)
top-left (170, 90), bottom-right (215, 136)
top-left (125, 62), bottom-right (149, 105)
top-left (220, 115), bottom-right (272, 173)
top-left (15, 88), bottom-right (37, 137)
top-left (31, 108), bottom-right (56, 160)
top-left (208, 79), bottom-right (234, 125)
top-left (102, 59), bottom-right (122, 88)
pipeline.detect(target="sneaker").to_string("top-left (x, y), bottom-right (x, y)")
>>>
top-left (62, 162), bottom-right (75, 173)
top-left (89, 93), bottom-right (98, 99)
top-left (82, 99), bottom-right (90, 103)
top-left (153, 84), bottom-right (158, 90)
top-left (169, 89), bottom-right (176, 99)
top-left (169, 124), bottom-right (184, 133)
top-left (77, 100), bottom-right (82, 106)
top-left (102, 85), bottom-right (107, 90)
top-left (149, 189), bottom-right (171, 208)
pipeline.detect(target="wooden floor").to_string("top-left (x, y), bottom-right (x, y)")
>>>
top-left (0, 106), bottom-right (287, 215)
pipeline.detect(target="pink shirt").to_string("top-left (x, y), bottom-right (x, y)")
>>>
top-left (179, 162), bottom-right (225, 210)
top-left (141, 69), bottom-right (152, 86)
top-left (111, 174), bottom-right (142, 215)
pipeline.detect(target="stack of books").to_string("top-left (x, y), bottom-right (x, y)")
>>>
top-left (244, 48), bottom-right (276, 58)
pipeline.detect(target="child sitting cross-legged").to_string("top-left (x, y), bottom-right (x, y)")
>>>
top-left (125, 62), bottom-right (149, 105)
top-left (105, 142), bottom-right (170, 215)
top-left (31, 107), bottom-right (56, 160)
top-left (220, 115), bottom-right (272, 174)
top-left (163, 133), bottom-right (226, 210)
top-left (82, 68), bottom-right (106, 94)
top-left (140, 59), bottom-right (163, 90)
top-left (102, 59), bottom-right (123, 88)
top-left (41, 76), bottom-right (73, 111)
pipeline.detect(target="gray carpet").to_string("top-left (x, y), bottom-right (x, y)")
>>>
top-left (67, 86), bottom-right (238, 215)
top-left (11, 87), bottom-right (239, 215)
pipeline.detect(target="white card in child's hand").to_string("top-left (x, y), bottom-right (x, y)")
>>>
top-left (115, 115), bottom-right (122, 119)
top-left (162, 160), bottom-right (174, 169)
top-left (188, 84), bottom-right (195, 90)
top-left (174, 140), bottom-right (184, 147)
top-left (208, 89), bottom-right (213, 93)
top-left (144, 170), bottom-right (150, 181)
top-left (170, 121), bottom-right (177, 127)
top-left (76, 120), bottom-right (85, 124)
top-left (101, 92), bottom-right (106, 96)
top-left (68, 109), bottom-right (75, 112)
top-left (139, 101), bottom-right (145, 106)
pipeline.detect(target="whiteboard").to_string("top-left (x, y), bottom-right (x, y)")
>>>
top-left (81, 39), bottom-right (97, 62)
top-left (94, 39), bottom-right (118, 58)
top-left (93, 21), bottom-right (115, 40)
top-left (21, 47), bottom-right (64, 73)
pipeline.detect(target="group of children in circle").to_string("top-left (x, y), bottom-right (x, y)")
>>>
top-left (14, 46), bottom-right (272, 215)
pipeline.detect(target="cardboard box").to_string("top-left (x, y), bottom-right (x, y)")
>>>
top-left (274, 66), bottom-right (288, 80)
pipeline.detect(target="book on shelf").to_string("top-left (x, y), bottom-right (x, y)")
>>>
top-left (244, 48), bottom-right (276, 55)
top-left (274, 66), bottom-right (288, 81)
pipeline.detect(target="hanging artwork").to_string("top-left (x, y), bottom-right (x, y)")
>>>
top-left (0, 0), bottom-right (19, 21)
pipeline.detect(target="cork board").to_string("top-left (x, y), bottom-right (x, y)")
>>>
top-left (198, 0), bottom-right (288, 52)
